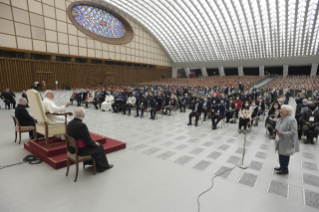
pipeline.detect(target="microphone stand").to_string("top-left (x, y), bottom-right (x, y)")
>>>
top-left (237, 132), bottom-right (248, 169)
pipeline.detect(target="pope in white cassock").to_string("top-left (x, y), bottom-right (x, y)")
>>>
top-left (42, 90), bottom-right (72, 123)
top-left (101, 92), bottom-right (114, 111)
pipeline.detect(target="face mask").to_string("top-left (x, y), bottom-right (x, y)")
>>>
top-left (204, 99), bottom-right (207, 101)
top-left (245, 104), bottom-right (249, 107)
top-left (229, 100), bottom-right (232, 103)
top-left (303, 103), bottom-right (307, 106)
top-left (213, 94), bottom-right (216, 97)
top-left (252, 103), bottom-right (256, 106)
top-left (274, 106), bottom-right (278, 109)
top-left (236, 97), bottom-right (239, 100)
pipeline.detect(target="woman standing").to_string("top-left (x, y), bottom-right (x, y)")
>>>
top-left (274, 105), bottom-right (300, 175)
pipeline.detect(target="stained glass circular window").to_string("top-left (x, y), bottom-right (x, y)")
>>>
top-left (67, 2), bottom-right (134, 44)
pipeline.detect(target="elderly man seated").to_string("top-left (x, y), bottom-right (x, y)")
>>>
top-left (67, 107), bottom-right (113, 172)
top-left (15, 97), bottom-right (43, 139)
top-left (43, 90), bottom-right (72, 123)
top-left (301, 102), bottom-right (319, 144)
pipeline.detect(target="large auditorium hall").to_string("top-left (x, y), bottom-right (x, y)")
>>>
top-left (1, 0), bottom-right (319, 212)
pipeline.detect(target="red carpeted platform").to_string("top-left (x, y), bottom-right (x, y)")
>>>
top-left (24, 132), bottom-right (126, 169)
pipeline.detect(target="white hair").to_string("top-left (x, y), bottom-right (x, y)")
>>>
top-left (74, 107), bottom-right (85, 118)
top-left (281, 105), bottom-right (293, 114)
top-left (44, 90), bottom-right (52, 97)
top-left (19, 97), bottom-right (26, 104)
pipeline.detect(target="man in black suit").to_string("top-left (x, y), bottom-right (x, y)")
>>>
top-left (112, 90), bottom-right (127, 113)
top-left (67, 107), bottom-right (113, 172)
top-left (187, 97), bottom-right (202, 126)
top-left (211, 99), bottom-right (225, 130)
top-left (1, 88), bottom-right (16, 109)
top-left (15, 98), bottom-right (39, 139)
top-left (179, 93), bottom-right (189, 112)
top-left (76, 89), bottom-right (87, 106)
top-left (135, 93), bottom-right (148, 118)
top-left (301, 102), bottom-right (319, 144)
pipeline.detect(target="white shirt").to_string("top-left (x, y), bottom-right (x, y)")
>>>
top-left (127, 96), bottom-right (136, 105)
top-left (42, 97), bottom-right (66, 123)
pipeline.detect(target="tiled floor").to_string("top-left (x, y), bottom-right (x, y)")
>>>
top-left (0, 91), bottom-right (319, 212)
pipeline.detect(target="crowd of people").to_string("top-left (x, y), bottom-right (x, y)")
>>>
top-left (265, 75), bottom-right (319, 90)
top-left (5, 73), bottom-right (319, 175)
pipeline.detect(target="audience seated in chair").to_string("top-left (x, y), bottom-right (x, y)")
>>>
top-left (179, 93), bottom-right (189, 112)
top-left (1, 88), bottom-right (16, 109)
top-left (202, 95), bottom-right (211, 121)
top-left (187, 97), bottom-right (202, 127)
top-left (93, 89), bottom-right (106, 109)
top-left (266, 102), bottom-right (281, 138)
top-left (163, 94), bottom-right (176, 116)
top-left (101, 92), bottom-right (114, 111)
top-left (123, 92), bottom-right (136, 115)
top-left (211, 99), bottom-right (225, 130)
top-left (112, 90), bottom-right (127, 113)
top-left (135, 94), bottom-right (148, 118)
top-left (67, 107), bottom-right (113, 172)
top-left (238, 101), bottom-right (252, 134)
top-left (150, 93), bottom-right (163, 120)
top-left (76, 89), bottom-right (87, 106)
top-left (295, 98), bottom-right (308, 138)
top-left (225, 97), bottom-right (235, 123)
top-left (84, 90), bottom-right (95, 108)
top-left (300, 102), bottom-right (319, 144)
top-left (70, 89), bottom-right (77, 105)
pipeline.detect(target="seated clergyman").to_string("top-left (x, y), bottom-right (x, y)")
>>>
top-left (67, 107), bottom-right (113, 172)
top-left (42, 90), bottom-right (72, 123)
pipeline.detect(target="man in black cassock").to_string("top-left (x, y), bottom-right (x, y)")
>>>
top-left (1, 88), bottom-right (16, 109)
top-left (67, 107), bottom-right (113, 172)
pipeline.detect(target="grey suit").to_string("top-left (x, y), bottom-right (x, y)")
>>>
top-left (275, 116), bottom-right (300, 172)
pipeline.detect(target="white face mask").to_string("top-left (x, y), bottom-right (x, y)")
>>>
top-left (236, 97), bottom-right (239, 100)
top-left (245, 104), bottom-right (249, 107)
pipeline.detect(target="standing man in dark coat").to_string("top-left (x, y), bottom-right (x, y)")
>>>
top-left (1, 88), bottom-right (16, 109)
top-left (67, 107), bottom-right (113, 172)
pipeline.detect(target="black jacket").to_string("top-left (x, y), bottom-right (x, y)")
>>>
top-left (76, 92), bottom-right (87, 101)
top-left (225, 102), bottom-right (235, 113)
top-left (137, 98), bottom-right (148, 108)
top-left (191, 101), bottom-right (202, 113)
top-left (301, 109), bottom-right (319, 126)
top-left (15, 104), bottom-right (35, 126)
top-left (1, 91), bottom-right (15, 101)
top-left (67, 118), bottom-right (99, 155)
top-left (202, 99), bottom-right (211, 111)
top-left (22, 93), bottom-right (28, 102)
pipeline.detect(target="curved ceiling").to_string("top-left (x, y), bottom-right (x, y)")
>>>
top-left (103, 0), bottom-right (319, 63)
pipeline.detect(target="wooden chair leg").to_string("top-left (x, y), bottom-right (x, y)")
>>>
top-left (74, 162), bottom-right (79, 182)
top-left (19, 132), bottom-right (21, 145)
top-left (14, 131), bottom-right (17, 143)
top-left (93, 160), bottom-right (96, 175)
top-left (66, 158), bottom-right (70, 176)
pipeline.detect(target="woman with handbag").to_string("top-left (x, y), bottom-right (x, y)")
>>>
top-left (273, 105), bottom-right (300, 175)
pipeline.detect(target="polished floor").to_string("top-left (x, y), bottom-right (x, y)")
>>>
top-left (0, 91), bottom-right (318, 212)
